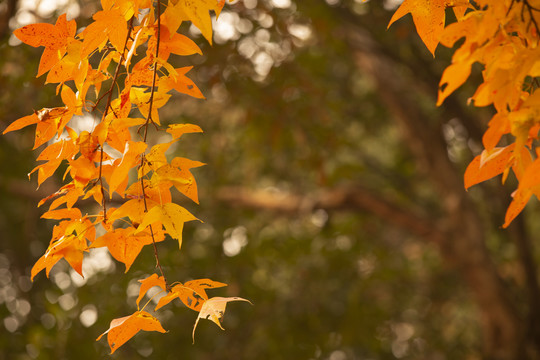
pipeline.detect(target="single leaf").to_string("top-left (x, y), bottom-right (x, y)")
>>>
top-left (31, 233), bottom-right (88, 279)
top-left (170, 157), bottom-right (205, 203)
top-left (166, 123), bottom-right (203, 140)
top-left (464, 145), bottom-right (515, 190)
top-left (160, 67), bottom-right (205, 99)
top-left (192, 296), bottom-right (251, 343)
top-left (80, 8), bottom-right (127, 57)
top-left (175, 0), bottom-right (226, 45)
top-left (2, 113), bottom-right (39, 134)
top-left (96, 311), bottom-right (166, 354)
top-left (91, 227), bottom-right (155, 272)
top-left (41, 207), bottom-right (82, 220)
top-left (137, 274), bottom-right (167, 307)
top-left (503, 157), bottom-right (540, 227)
top-left (150, 26), bottom-right (202, 61)
top-left (108, 198), bottom-right (154, 226)
top-left (136, 202), bottom-right (200, 249)
top-left (388, 0), bottom-right (468, 56)
top-left (14, 13), bottom-right (77, 76)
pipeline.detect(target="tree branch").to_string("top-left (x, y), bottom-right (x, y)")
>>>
top-left (216, 185), bottom-right (445, 244)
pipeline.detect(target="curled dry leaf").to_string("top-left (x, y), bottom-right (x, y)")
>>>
top-left (192, 296), bottom-right (252, 343)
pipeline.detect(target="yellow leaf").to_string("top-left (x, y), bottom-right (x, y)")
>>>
top-left (177, 0), bottom-right (226, 45)
top-left (136, 202), bottom-right (200, 248)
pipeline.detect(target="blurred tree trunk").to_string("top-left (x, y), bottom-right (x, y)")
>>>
top-left (348, 28), bottom-right (528, 359)
top-left (0, 0), bottom-right (17, 40)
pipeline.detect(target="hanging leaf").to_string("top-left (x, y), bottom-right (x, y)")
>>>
top-left (192, 297), bottom-right (252, 343)
top-left (97, 311), bottom-right (167, 354)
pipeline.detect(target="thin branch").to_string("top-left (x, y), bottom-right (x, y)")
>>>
top-left (95, 17), bottom-right (135, 224)
top-left (139, 0), bottom-right (168, 289)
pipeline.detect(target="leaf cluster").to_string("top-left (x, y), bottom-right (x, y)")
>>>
top-left (389, 0), bottom-right (540, 227)
top-left (4, 0), bottom-right (248, 353)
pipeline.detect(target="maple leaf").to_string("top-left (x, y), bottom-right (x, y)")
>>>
top-left (130, 87), bottom-right (171, 125)
top-left (108, 198), bottom-right (155, 226)
top-left (29, 138), bottom-right (78, 187)
top-left (14, 13), bottom-right (77, 77)
top-left (149, 25), bottom-right (202, 61)
top-left (31, 233), bottom-right (88, 280)
top-left (192, 297), bottom-right (251, 343)
top-left (91, 227), bottom-right (164, 272)
top-left (136, 202), bottom-right (200, 248)
top-left (80, 8), bottom-right (128, 58)
top-left (169, 0), bottom-right (226, 45)
top-left (170, 157), bottom-right (205, 203)
top-left (97, 311), bottom-right (167, 354)
top-left (137, 274), bottom-right (167, 307)
top-left (160, 66), bottom-right (205, 99)
top-left (388, 0), bottom-right (469, 56)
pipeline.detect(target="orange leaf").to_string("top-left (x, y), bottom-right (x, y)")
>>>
top-left (160, 67), bottom-right (205, 99)
top-left (80, 8), bottom-right (127, 58)
top-left (108, 141), bottom-right (147, 196)
top-left (130, 87), bottom-right (171, 125)
top-left (32, 107), bottom-right (72, 149)
top-left (464, 145), bottom-right (515, 190)
top-left (150, 26), bottom-right (202, 61)
top-left (41, 207), bottom-right (82, 220)
top-left (31, 139), bottom-right (78, 187)
top-left (31, 233), bottom-right (88, 279)
top-left (388, 0), bottom-right (465, 56)
top-left (166, 123), bottom-right (203, 140)
top-left (192, 296), bottom-right (251, 343)
top-left (155, 279), bottom-right (226, 311)
top-left (170, 157), bottom-right (205, 203)
top-left (2, 113), bottom-right (39, 134)
top-left (48, 186), bottom-right (84, 211)
top-left (125, 179), bottom-right (173, 205)
top-left (14, 13), bottom-right (77, 77)
top-left (483, 113), bottom-right (511, 151)
top-left (137, 274), bottom-right (167, 307)
top-left (503, 157), bottom-right (540, 227)
top-left (96, 311), bottom-right (166, 354)
top-left (91, 227), bottom-right (156, 272)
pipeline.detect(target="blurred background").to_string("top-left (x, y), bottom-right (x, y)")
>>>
top-left (1, 0), bottom-right (540, 359)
